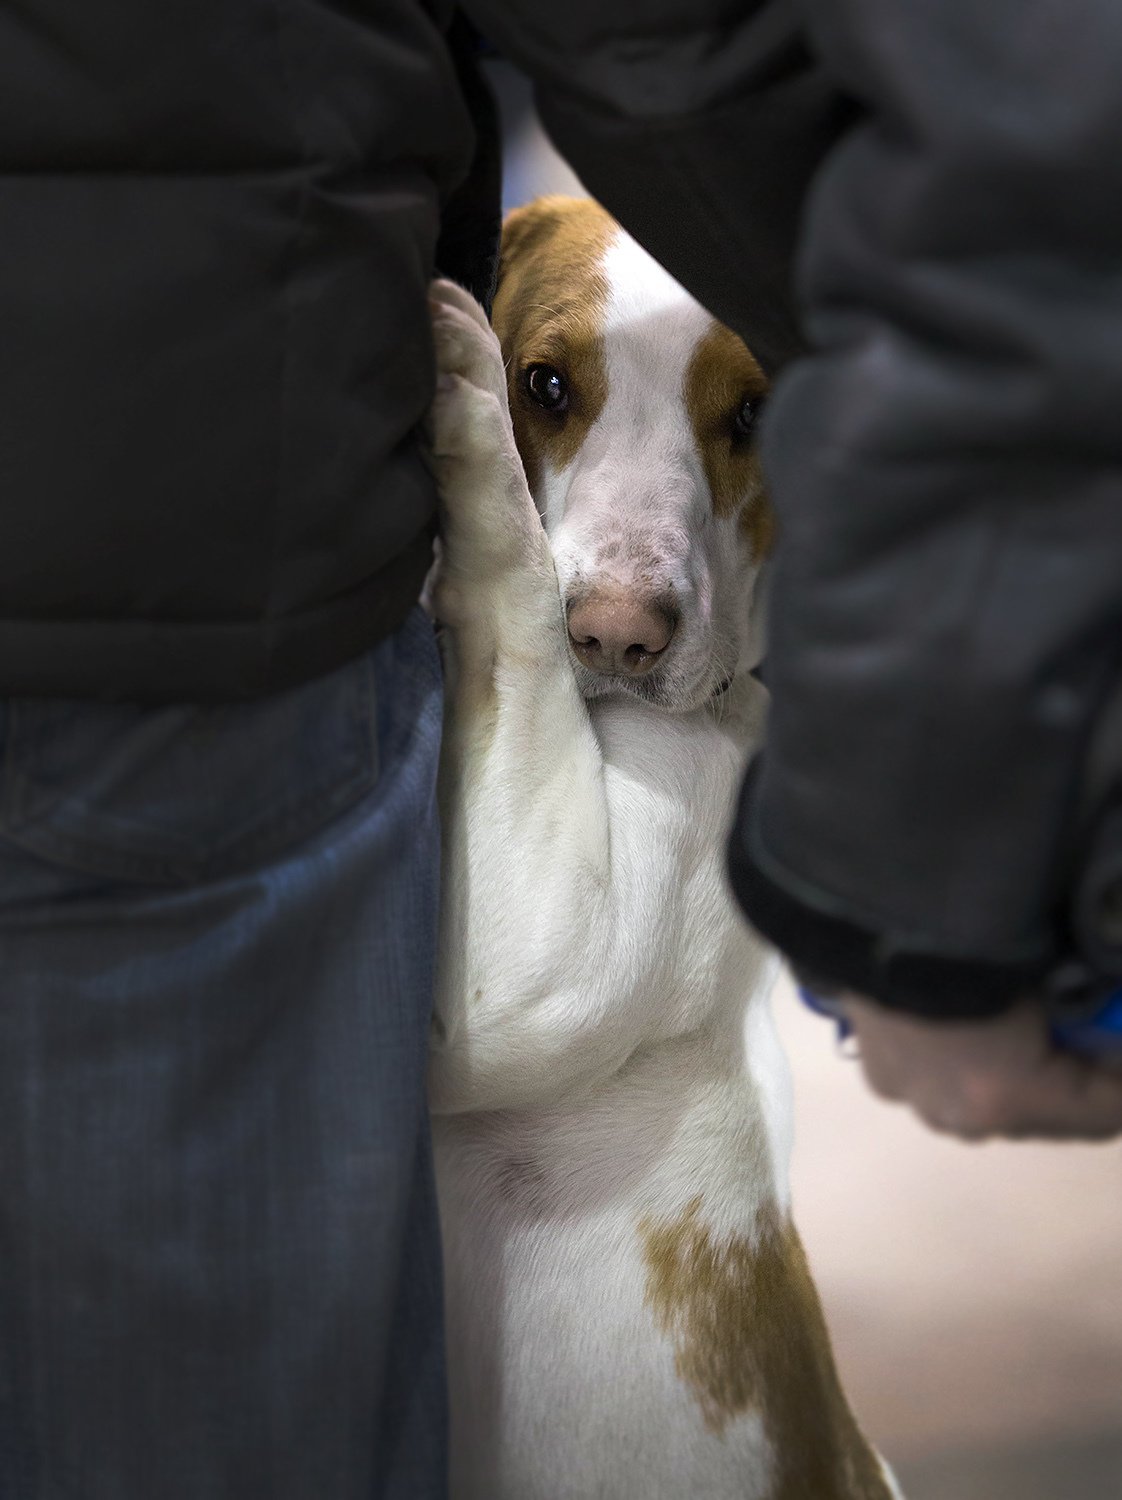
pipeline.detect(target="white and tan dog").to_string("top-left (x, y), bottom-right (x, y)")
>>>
top-left (427, 197), bottom-right (899, 1500)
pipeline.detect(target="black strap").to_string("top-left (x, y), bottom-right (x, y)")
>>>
top-left (435, 12), bottom-right (503, 318)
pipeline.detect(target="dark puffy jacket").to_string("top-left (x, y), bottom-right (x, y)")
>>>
top-left (470, 0), bottom-right (1122, 1020)
top-left (0, 0), bottom-right (494, 701)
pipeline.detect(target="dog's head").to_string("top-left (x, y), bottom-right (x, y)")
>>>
top-left (493, 196), bottom-right (773, 713)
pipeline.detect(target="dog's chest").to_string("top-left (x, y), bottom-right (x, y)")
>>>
top-left (592, 694), bottom-right (762, 964)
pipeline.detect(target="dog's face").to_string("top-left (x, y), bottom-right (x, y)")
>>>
top-left (493, 196), bottom-right (772, 713)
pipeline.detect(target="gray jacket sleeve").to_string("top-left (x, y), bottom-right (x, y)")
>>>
top-left (470, 0), bottom-right (1122, 1018)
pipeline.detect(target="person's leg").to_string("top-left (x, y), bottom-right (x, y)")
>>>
top-left (0, 608), bottom-right (444, 1500)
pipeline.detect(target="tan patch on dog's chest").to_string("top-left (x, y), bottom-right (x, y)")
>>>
top-left (639, 1198), bottom-right (893, 1499)
top-left (684, 322), bottom-right (774, 559)
top-left (492, 196), bottom-right (613, 497)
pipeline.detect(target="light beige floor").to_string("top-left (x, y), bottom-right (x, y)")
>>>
top-left (774, 970), bottom-right (1122, 1489)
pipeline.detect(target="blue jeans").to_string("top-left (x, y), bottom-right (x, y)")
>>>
top-left (0, 609), bottom-right (445, 1499)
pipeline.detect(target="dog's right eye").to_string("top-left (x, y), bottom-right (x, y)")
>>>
top-left (732, 396), bottom-right (764, 442)
top-left (525, 364), bottom-right (569, 413)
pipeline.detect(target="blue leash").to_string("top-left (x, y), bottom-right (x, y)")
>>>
top-left (798, 984), bottom-right (1122, 1058)
top-left (1050, 987), bottom-right (1122, 1057)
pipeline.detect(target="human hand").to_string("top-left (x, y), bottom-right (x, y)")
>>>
top-left (841, 995), bottom-right (1122, 1142)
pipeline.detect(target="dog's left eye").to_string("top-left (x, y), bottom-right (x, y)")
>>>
top-left (732, 396), bottom-right (763, 442)
top-left (525, 364), bottom-right (569, 413)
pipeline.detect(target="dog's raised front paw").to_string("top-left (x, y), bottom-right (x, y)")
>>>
top-left (428, 279), bottom-right (511, 472)
top-left (427, 279), bottom-right (549, 591)
top-left (430, 279), bottom-right (508, 402)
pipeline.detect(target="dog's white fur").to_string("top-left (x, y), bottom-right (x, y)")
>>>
top-left (427, 212), bottom-right (900, 1500)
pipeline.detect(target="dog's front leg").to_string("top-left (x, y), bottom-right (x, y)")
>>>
top-left (427, 281), bottom-right (630, 1114)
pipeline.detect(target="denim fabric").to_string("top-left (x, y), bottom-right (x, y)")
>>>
top-left (0, 608), bottom-right (446, 1500)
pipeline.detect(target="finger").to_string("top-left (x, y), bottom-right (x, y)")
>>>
top-left (917, 1052), bottom-right (1122, 1141)
top-left (856, 1053), bottom-right (907, 1104)
top-left (1009, 1051), bottom-right (1122, 1139)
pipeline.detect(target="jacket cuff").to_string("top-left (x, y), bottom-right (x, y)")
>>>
top-left (727, 774), bottom-right (1050, 1022)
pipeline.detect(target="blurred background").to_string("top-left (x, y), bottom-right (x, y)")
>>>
top-left (486, 56), bottom-right (1122, 1500)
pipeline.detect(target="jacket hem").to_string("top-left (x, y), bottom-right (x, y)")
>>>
top-left (0, 528), bottom-right (435, 705)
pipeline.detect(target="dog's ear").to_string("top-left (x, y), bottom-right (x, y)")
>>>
top-left (494, 196), bottom-right (612, 362)
top-left (498, 197), bottom-right (563, 286)
top-left (498, 196), bottom-right (604, 288)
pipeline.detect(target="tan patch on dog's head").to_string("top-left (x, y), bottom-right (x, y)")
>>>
top-left (492, 196), bottom-right (614, 497)
top-left (639, 1198), bottom-right (893, 1499)
top-left (684, 322), bottom-right (774, 559)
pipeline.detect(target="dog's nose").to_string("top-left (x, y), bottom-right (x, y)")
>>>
top-left (567, 593), bottom-right (676, 675)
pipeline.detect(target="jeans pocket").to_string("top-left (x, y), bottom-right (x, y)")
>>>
top-left (0, 653), bottom-right (378, 885)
